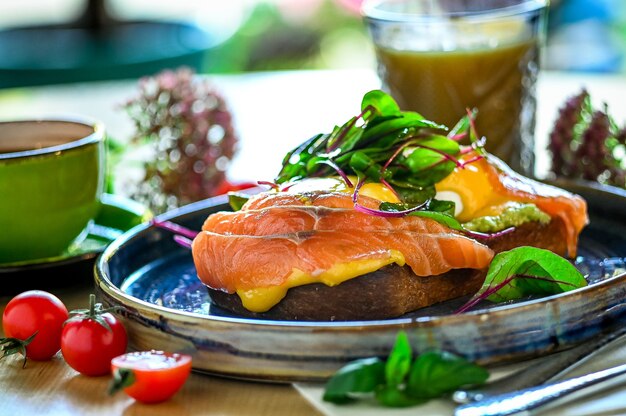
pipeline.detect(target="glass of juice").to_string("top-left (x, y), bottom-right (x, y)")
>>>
top-left (362, 0), bottom-right (548, 174)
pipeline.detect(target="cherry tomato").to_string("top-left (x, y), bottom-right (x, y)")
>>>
top-left (1, 290), bottom-right (69, 361)
top-left (110, 350), bottom-right (192, 403)
top-left (61, 294), bottom-right (127, 376)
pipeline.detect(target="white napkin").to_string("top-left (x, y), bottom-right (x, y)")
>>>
top-left (295, 336), bottom-right (626, 416)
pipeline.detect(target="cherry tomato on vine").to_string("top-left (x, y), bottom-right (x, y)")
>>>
top-left (1, 290), bottom-right (69, 364)
top-left (61, 294), bottom-right (127, 376)
top-left (109, 350), bottom-right (192, 403)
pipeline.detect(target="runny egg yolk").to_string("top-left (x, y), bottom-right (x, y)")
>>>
top-left (435, 161), bottom-right (511, 222)
top-left (283, 176), bottom-right (401, 204)
top-left (282, 167), bottom-right (512, 223)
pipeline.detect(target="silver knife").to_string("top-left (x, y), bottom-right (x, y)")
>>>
top-left (454, 361), bottom-right (626, 416)
top-left (453, 325), bottom-right (626, 404)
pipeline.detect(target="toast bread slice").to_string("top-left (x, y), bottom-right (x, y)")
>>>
top-left (208, 217), bottom-right (569, 321)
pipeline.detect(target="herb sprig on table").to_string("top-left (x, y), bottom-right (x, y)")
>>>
top-left (276, 90), bottom-right (485, 213)
top-left (323, 331), bottom-right (489, 407)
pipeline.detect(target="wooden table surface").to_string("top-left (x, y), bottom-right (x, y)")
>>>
top-left (1, 69), bottom-right (625, 416)
top-left (0, 286), bottom-right (320, 416)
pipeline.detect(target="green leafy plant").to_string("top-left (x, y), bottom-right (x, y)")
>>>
top-left (456, 247), bottom-right (587, 313)
top-left (323, 331), bottom-right (489, 408)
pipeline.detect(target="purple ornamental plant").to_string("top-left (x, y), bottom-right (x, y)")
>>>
top-left (124, 68), bottom-right (238, 213)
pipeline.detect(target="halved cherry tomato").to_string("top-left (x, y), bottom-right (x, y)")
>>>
top-left (1, 290), bottom-right (69, 363)
top-left (110, 350), bottom-right (192, 403)
top-left (61, 294), bottom-right (127, 376)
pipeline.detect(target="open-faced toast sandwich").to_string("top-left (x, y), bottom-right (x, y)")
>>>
top-left (191, 91), bottom-right (588, 321)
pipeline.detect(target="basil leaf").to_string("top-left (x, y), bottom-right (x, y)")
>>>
top-left (406, 351), bottom-right (489, 399)
top-left (375, 385), bottom-right (426, 408)
top-left (323, 357), bottom-right (385, 404)
top-left (228, 193), bottom-right (250, 211)
top-left (385, 331), bottom-right (412, 387)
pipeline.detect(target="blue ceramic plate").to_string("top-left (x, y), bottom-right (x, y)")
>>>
top-left (95, 180), bottom-right (626, 382)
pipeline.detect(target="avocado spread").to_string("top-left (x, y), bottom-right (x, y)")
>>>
top-left (463, 203), bottom-right (550, 233)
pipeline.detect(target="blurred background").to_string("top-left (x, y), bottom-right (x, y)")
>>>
top-left (0, 0), bottom-right (624, 88)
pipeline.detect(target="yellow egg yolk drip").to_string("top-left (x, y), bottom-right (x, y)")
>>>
top-left (236, 250), bottom-right (406, 312)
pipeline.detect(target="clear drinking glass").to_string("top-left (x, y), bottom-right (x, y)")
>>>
top-left (362, 0), bottom-right (548, 175)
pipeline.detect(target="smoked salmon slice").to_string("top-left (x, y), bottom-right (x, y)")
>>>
top-left (483, 156), bottom-right (588, 257)
top-left (192, 191), bottom-right (495, 293)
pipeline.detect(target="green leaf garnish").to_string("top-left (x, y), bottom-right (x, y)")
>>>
top-left (323, 331), bottom-right (489, 408)
top-left (456, 247), bottom-right (588, 313)
top-left (322, 357), bottom-right (385, 404)
top-left (403, 136), bottom-right (460, 174)
top-left (385, 331), bottom-right (412, 387)
top-left (375, 385), bottom-right (425, 407)
top-left (425, 199), bottom-right (456, 216)
top-left (410, 211), bottom-right (463, 231)
top-left (406, 351), bottom-right (489, 399)
top-left (275, 90), bottom-right (477, 211)
top-left (361, 89), bottom-right (401, 116)
top-left (228, 192), bottom-right (250, 211)
top-left (379, 199), bottom-right (463, 231)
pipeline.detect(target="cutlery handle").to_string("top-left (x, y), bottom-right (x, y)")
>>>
top-left (453, 326), bottom-right (626, 404)
top-left (454, 362), bottom-right (626, 416)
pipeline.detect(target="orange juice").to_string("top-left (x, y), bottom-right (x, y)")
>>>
top-left (375, 39), bottom-right (538, 170)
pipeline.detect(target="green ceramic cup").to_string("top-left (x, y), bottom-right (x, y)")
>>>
top-left (0, 119), bottom-right (105, 263)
